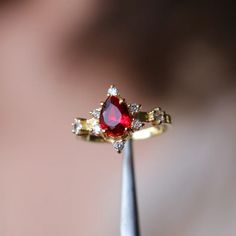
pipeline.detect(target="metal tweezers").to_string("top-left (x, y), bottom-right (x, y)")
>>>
top-left (121, 139), bottom-right (140, 236)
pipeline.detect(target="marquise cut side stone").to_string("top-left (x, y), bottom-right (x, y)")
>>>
top-left (91, 108), bottom-right (101, 119)
top-left (113, 140), bottom-right (126, 152)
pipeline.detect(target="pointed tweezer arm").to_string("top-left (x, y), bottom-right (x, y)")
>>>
top-left (121, 139), bottom-right (140, 236)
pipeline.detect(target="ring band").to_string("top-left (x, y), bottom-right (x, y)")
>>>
top-left (72, 86), bottom-right (171, 153)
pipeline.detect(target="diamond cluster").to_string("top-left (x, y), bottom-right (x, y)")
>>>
top-left (73, 86), bottom-right (147, 153)
top-left (72, 86), bottom-right (170, 153)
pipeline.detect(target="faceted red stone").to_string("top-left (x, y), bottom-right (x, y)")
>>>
top-left (99, 96), bottom-right (132, 137)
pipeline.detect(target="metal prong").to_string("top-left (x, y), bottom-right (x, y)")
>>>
top-left (119, 98), bottom-right (125, 104)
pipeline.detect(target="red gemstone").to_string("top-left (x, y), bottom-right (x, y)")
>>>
top-left (99, 96), bottom-right (132, 137)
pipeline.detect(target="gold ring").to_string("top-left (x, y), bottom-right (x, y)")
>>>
top-left (72, 85), bottom-right (172, 153)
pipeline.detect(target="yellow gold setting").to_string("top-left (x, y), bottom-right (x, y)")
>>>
top-left (72, 85), bottom-right (172, 153)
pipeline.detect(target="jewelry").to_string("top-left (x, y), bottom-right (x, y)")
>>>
top-left (72, 85), bottom-right (171, 153)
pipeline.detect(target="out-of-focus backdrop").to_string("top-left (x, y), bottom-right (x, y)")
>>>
top-left (0, 1), bottom-right (236, 236)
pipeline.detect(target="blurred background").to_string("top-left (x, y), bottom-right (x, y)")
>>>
top-left (0, 0), bottom-right (236, 235)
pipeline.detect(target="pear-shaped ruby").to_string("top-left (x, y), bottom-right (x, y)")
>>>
top-left (99, 96), bottom-right (132, 137)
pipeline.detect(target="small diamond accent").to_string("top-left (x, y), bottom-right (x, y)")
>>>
top-left (92, 123), bottom-right (101, 135)
top-left (72, 120), bottom-right (82, 134)
top-left (154, 110), bottom-right (165, 123)
top-left (113, 140), bottom-right (126, 153)
top-left (107, 86), bottom-right (119, 96)
top-left (132, 119), bottom-right (143, 130)
top-left (91, 108), bottom-right (101, 119)
top-left (129, 104), bottom-right (141, 113)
